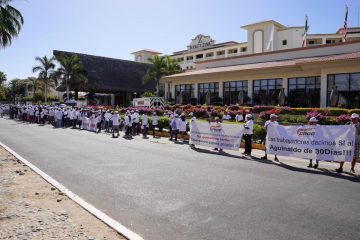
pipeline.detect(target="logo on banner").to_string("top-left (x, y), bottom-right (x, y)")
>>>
top-left (210, 122), bottom-right (222, 131)
top-left (297, 128), bottom-right (315, 136)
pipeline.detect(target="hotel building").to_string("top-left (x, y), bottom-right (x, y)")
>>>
top-left (134, 20), bottom-right (360, 108)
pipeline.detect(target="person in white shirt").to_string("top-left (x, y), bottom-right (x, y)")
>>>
top-left (261, 114), bottom-right (279, 161)
top-left (222, 112), bottom-right (232, 122)
top-left (111, 111), bottom-right (120, 138)
top-left (179, 113), bottom-right (187, 142)
top-left (235, 112), bottom-right (243, 122)
top-left (169, 114), bottom-right (180, 142)
top-left (141, 113), bottom-right (148, 138)
top-left (124, 111), bottom-right (133, 137)
top-left (242, 114), bottom-right (254, 156)
top-left (307, 117), bottom-right (320, 169)
top-left (188, 112), bottom-right (197, 148)
top-left (132, 110), bottom-right (140, 135)
top-left (151, 112), bottom-right (159, 137)
top-left (55, 108), bottom-right (63, 128)
top-left (104, 110), bottom-right (112, 132)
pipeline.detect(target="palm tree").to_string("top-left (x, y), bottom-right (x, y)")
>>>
top-left (144, 55), bottom-right (181, 96)
top-left (32, 56), bottom-right (56, 103)
top-left (55, 54), bottom-right (87, 100)
top-left (0, 0), bottom-right (24, 48)
top-left (27, 77), bottom-right (40, 97)
top-left (0, 71), bottom-right (6, 86)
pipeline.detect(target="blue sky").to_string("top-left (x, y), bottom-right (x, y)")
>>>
top-left (1, 0), bottom-right (360, 81)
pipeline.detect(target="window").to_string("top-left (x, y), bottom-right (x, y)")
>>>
top-left (228, 49), bottom-right (238, 54)
top-left (136, 55), bottom-right (142, 62)
top-left (206, 52), bottom-right (214, 58)
top-left (309, 40), bottom-right (315, 45)
top-left (198, 83), bottom-right (219, 104)
top-left (216, 50), bottom-right (225, 56)
top-left (196, 54), bottom-right (203, 59)
top-left (288, 77), bottom-right (321, 107)
top-left (327, 73), bottom-right (360, 108)
top-left (253, 79), bottom-right (283, 105)
top-left (175, 84), bottom-right (195, 104)
top-left (326, 40), bottom-right (331, 44)
top-left (241, 47), bottom-right (247, 52)
top-left (223, 81), bottom-right (248, 105)
top-left (186, 56), bottom-right (194, 61)
top-left (282, 40), bottom-right (287, 46)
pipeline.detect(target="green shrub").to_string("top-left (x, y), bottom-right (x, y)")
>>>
top-left (349, 109), bottom-right (360, 115)
top-left (253, 124), bottom-right (266, 143)
top-left (326, 108), bottom-right (349, 116)
top-left (157, 117), bottom-right (170, 131)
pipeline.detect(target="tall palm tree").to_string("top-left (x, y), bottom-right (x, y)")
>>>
top-left (144, 55), bottom-right (181, 96)
top-left (0, 0), bottom-right (24, 48)
top-left (32, 56), bottom-right (56, 103)
top-left (55, 54), bottom-right (87, 100)
top-left (144, 55), bottom-right (165, 96)
top-left (0, 71), bottom-right (6, 86)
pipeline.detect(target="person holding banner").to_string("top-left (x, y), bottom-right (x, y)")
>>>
top-left (242, 114), bottom-right (254, 156)
top-left (307, 117), bottom-right (320, 169)
top-left (212, 117), bottom-right (224, 152)
top-left (336, 113), bottom-right (360, 173)
top-left (261, 114), bottom-right (279, 161)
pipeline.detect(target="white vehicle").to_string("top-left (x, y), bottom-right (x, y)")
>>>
top-left (133, 97), bottom-right (164, 108)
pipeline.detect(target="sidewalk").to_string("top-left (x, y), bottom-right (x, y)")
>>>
top-left (0, 146), bottom-right (125, 240)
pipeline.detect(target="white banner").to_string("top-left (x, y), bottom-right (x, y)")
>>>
top-left (190, 122), bottom-right (244, 150)
top-left (267, 125), bottom-right (355, 162)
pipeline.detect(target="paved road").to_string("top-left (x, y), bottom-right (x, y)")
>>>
top-left (0, 117), bottom-right (359, 240)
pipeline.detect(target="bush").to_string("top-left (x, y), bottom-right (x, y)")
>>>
top-left (141, 92), bottom-right (156, 97)
top-left (253, 124), bottom-right (266, 143)
top-left (305, 109), bottom-right (327, 123)
top-left (335, 114), bottom-right (351, 124)
top-left (157, 117), bottom-right (170, 131)
top-left (326, 108), bottom-right (349, 116)
top-left (349, 109), bottom-right (360, 115)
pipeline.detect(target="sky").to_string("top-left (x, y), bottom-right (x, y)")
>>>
top-left (1, 0), bottom-right (360, 81)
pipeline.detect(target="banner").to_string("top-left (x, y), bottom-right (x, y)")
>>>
top-left (267, 125), bottom-right (355, 162)
top-left (190, 122), bottom-right (244, 150)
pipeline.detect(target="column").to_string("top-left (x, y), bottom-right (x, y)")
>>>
top-left (218, 82), bottom-right (223, 99)
top-left (282, 77), bottom-right (288, 96)
top-left (193, 83), bottom-right (198, 102)
top-left (110, 94), bottom-right (115, 107)
top-left (320, 71), bottom-right (327, 107)
top-left (248, 80), bottom-right (253, 104)
top-left (170, 83), bottom-right (175, 100)
top-left (164, 83), bottom-right (169, 101)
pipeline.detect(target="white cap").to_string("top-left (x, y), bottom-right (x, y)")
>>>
top-left (270, 114), bottom-right (278, 118)
top-left (351, 113), bottom-right (359, 119)
top-left (245, 114), bottom-right (253, 120)
top-left (189, 112), bottom-right (193, 116)
top-left (309, 117), bottom-right (318, 122)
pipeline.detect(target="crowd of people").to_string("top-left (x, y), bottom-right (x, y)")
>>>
top-left (0, 103), bottom-right (359, 174)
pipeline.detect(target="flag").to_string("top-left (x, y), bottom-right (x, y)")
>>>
top-left (266, 24), bottom-right (275, 51)
top-left (343, 5), bottom-right (349, 42)
top-left (301, 15), bottom-right (309, 48)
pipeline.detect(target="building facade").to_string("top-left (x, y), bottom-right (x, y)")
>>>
top-left (147, 20), bottom-right (360, 108)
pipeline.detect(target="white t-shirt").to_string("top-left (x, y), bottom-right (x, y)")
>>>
top-left (152, 115), bottom-right (159, 125)
top-left (142, 114), bottom-right (148, 125)
top-left (111, 114), bottom-right (120, 126)
top-left (222, 114), bottom-right (231, 121)
top-left (235, 114), bottom-right (243, 122)
top-left (264, 120), bottom-right (278, 129)
top-left (179, 119), bottom-right (187, 132)
top-left (243, 120), bottom-right (254, 135)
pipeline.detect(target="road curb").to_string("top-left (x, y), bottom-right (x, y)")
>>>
top-left (0, 142), bottom-right (144, 240)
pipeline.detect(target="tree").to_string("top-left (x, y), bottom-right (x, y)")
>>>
top-left (27, 77), bottom-right (40, 97)
top-left (0, 71), bottom-right (6, 85)
top-left (0, 0), bottom-right (24, 48)
top-left (32, 56), bottom-right (56, 103)
top-left (7, 78), bottom-right (25, 102)
top-left (55, 54), bottom-right (87, 100)
top-left (144, 55), bottom-right (181, 96)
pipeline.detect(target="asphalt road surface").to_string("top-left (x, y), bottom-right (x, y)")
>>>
top-left (0, 117), bottom-right (359, 240)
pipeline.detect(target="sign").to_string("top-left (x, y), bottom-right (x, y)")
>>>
top-left (187, 34), bottom-right (215, 51)
top-left (133, 97), bottom-right (164, 108)
top-left (266, 125), bottom-right (355, 162)
top-left (190, 121), bottom-right (244, 150)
